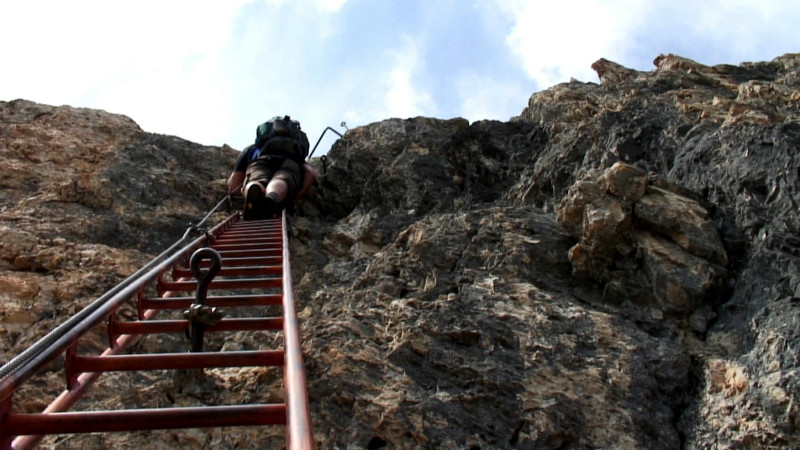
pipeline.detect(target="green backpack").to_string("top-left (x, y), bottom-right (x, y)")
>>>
top-left (254, 116), bottom-right (309, 162)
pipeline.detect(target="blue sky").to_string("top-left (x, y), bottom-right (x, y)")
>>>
top-left (1, 0), bottom-right (799, 155)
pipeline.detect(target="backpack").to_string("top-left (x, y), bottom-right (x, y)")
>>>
top-left (253, 115), bottom-right (309, 163)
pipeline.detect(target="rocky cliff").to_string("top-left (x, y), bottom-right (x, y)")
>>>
top-left (1, 52), bottom-right (799, 449)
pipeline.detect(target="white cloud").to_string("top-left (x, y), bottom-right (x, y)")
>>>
top-left (317, 0), bottom-right (348, 13)
top-left (495, 0), bottom-right (800, 89)
top-left (0, 1), bottom-right (247, 144)
top-left (456, 73), bottom-right (529, 122)
top-left (383, 36), bottom-right (436, 119)
top-left (494, 0), bottom-right (646, 87)
top-left (669, 0), bottom-right (800, 64)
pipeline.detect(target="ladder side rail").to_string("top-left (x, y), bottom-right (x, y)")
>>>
top-left (281, 212), bottom-right (315, 450)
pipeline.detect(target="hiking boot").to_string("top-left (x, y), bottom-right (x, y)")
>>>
top-left (243, 184), bottom-right (265, 220)
top-left (263, 192), bottom-right (280, 219)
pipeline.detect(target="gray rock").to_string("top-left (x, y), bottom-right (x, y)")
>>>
top-left (636, 185), bottom-right (728, 266)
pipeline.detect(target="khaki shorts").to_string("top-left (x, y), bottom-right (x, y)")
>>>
top-left (245, 156), bottom-right (301, 199)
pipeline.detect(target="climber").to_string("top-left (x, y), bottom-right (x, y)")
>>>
top-left (227, 116), bottom-right (318, 220)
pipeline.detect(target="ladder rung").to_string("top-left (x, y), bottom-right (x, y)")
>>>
top-left (71, 350), bottom-right (284, 372)
top-left (211, 256), bottom-right (282, 267)
top-left (224, 233), bottom-right (280, 239)
top-left (141, 294), bottom-right (282, 309)
top-left (214, 248), bottom-right (282, 258)
top-left (173, 265), bottom-right (282, 279)
top-left (160, 277), bottom-right (282, 292)
top-left (224, 226), bottom-right (282, 235)
top-left (5, 404), bottom-right (286, 435)
top-left (211, 237), bottom-right (281, 250)
top-left (111, 317), bottom-right (284, 335)
top-left (211, 243), bottom-right (281, 251)
top-left (228, 219), bottom-right (281, 228)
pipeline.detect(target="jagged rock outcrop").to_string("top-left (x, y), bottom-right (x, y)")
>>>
top-left (1, 51), bottom-right (799, 449)
top-left (556, 161), bottom-right (729, 326)
top-left (511, 53), bottom-right (800, 449)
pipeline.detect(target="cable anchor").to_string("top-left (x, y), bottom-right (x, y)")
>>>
top-left (184, 248), bottom-right (224, 352)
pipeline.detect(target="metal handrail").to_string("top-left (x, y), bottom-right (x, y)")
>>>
top-left (308, 126), bottom-right (343, 159)
top-left (194, 190), bottom-right (237, 229)
top-left (0, 214), bottom-right (237, 403)
top-left (0, 190), bottom-right (236, 395)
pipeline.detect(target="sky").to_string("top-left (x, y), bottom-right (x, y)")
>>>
top-left (1, 0), bottom-right (799, 156)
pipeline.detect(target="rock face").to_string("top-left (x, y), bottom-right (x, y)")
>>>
top-left (0, 99), bottom-right (236, 372)
top-left (1, 52), bottom-right (799, 449)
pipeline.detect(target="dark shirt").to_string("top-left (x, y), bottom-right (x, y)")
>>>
top-left (233, 144), bottom-right (257, 173)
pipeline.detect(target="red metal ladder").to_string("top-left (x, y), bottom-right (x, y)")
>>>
top-left (0, 213), bottom-right (314, 449)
